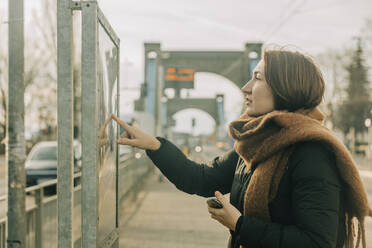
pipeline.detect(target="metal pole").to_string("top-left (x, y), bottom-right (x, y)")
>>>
top-left (156, 64), bottom-right (163, 136)
top-left (114, 44), bottom-right (120, 248)
top-left (349, 127), bottom-right (356, 155)
top-left (35, 188), bottom-right (44, 248)
top-left (57, 0), bottom-right (74, 247)
top-left (368, 126), bottom-right (372, 159)
top-left (81, 2), bottom-right (98, 247)
top-left (7, 0), bottom-right (26, 247)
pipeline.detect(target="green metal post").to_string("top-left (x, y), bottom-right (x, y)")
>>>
top-left (7, 0), bottom-right (26, 247)
top-left (81, 2), bottom-right (99, 247)
top-left (35, 188), bottom-right (44, 248)
top-left (57, 0), bottom-right (74, 247)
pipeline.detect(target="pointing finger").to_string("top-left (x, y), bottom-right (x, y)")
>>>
top-left (112, 114), bottom-right (132, 130)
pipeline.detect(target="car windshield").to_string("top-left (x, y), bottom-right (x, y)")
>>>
top-left (31, 146), bottom-right (57, 161)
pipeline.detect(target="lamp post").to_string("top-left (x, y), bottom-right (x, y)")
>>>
top-left (161, 96), bottom-right (168, 138)
top-left (365, 118), bottom-right (371, 159)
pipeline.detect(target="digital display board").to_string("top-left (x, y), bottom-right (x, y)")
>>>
top-left (164, 67), bottom-right (195, 89)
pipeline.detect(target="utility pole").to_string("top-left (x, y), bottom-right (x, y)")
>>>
top-left (8, 0), bottom-right (26, 247)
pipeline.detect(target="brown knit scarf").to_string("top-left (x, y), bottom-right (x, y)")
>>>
top-left (228, 107), bottom-right (372, 248)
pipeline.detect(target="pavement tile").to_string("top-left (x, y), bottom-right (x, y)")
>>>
top-left (119, 174), bottom-right (229, 248)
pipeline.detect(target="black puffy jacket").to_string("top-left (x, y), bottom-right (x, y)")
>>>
top-left (146, 137), bottom-right (345, 248)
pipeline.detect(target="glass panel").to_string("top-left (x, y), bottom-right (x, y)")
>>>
top-left (97, 21), bottom-right (118, 244)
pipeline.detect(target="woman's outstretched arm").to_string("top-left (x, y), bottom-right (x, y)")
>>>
top-left (146, 137), bottom-right (239, 197)
top-left (111, 114), bottom-right (239, 197)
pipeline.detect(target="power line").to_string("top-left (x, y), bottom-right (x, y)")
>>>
top-left (296, 0), bottom-right (351, 15)
top-left (260, 0), bottom-right (299, 38)
top-left (278, 0), bottom-right (299, 20)
top-left (262, 0), bottom-right (308, 42)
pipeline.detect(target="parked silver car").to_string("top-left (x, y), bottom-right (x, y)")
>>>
top-left (26, 140), bottom-right (81, 188)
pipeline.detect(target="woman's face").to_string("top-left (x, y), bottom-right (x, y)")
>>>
top-left (241, 60), bottom-right (275, 117)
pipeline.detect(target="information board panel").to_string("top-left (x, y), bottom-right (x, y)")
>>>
top-left (96, 22), bottom-right (119, 246)
top-left (164, 67), bottom-right (195, 89)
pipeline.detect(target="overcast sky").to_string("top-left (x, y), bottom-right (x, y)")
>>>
top-left (98, 0), bottom-right (371, 61)
top-left (98, 0), bottom-right (372, 134)
top-left (1, 0), bottom-right (371, 134)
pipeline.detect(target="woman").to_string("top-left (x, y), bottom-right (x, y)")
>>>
top-left (112, 48), bottom-right (372, 248)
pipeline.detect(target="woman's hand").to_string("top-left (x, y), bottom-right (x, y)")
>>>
top-left (111, 114), bottom-right (161, 151)
top-left (207, 191), bottom-right (242, 231)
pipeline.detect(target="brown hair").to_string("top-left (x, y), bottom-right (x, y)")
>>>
top-left (263, 49), bottom-right (325, 112)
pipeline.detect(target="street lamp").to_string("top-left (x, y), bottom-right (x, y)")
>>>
top-left (365, 118), bottom-right (371, 128)
top-left (147, 51), bottom-right (157, 59)
top-left (249, 51), bottom-right (258, 59)
top-left (365, 118), bottom-right (372, 159)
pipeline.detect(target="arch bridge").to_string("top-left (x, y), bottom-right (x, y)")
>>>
top-left (135, 42), bottom-right (263, 139)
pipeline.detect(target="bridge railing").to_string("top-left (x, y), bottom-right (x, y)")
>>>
top-left (0, 151), bottom-right (153, 248)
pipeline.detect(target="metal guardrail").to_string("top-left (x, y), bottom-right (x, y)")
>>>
top-left (0, 151), bottom-right (153, 248)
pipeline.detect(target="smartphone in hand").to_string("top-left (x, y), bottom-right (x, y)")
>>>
top-left (207, 198), bottom-right (223, 209)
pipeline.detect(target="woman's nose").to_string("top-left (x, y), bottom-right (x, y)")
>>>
top-left (241, 80), bottom-right (253, 94)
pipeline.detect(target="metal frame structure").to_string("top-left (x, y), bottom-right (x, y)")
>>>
top-left (5, 0), bottom-right (154, 247)
top-left (81, 2), bottom-right (98, 247)
top-left (81, 1), bottom-right (120, 248)
top-left (8, 0), bottom-right (27, 247)
top-left (57, 0), bottom-right (120, 247)
top-left (57, 0), bottom-right (75, 247)
top-left (1, 174), bottom-right (81, 248)
top-left (0, 153), bottom-right (153, 247)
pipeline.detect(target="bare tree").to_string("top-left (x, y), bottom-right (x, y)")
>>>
top-left (26, 0), bottom-right (57, 133)
top-left (360, 18), bottom-right (372, 85)
top-left (27, 0), bottom-right (82, 139)
top-left (315, 48), bottom-right (352, 130)
top-left (0, 0), bottom-right (58, 145)
top-left (0, 16), bottom-right (9, 147)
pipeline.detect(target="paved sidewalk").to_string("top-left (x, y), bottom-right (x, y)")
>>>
top-left (354, 154), bottom-right (372, 171)
top-left (119, 173), bottom-right (229, 248)
top-left (117, 149), bottom-right (372, 247)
